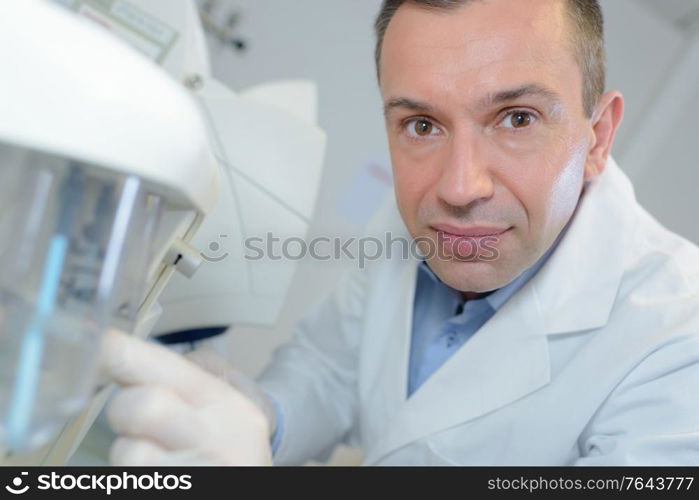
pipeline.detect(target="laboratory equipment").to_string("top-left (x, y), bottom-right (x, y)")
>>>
top-left (57, 0), bottom-right (327, 337)
top-left (0, 0), bottom-right (219, 460)
top-left (2, 0), bottom-right (326, 465)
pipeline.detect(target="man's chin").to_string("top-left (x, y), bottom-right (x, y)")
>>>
top-left (425, 257), bottom-right (512, 294)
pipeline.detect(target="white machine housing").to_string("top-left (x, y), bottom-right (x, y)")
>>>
top-left (58, 0), bottom-right (328, 332)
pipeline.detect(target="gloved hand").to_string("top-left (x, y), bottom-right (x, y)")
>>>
top-left (98, 329), bottom-right (273, 466)
top-left (184, 347), bottom-right (277, 439)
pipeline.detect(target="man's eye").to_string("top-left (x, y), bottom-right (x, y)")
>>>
top-left (404, 118), bottom-right (440, 138)
top-left (500, 111), bottom-right (537, 130)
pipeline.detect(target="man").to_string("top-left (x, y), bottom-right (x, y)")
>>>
top-left (101, 0), bottom-right (699, 465)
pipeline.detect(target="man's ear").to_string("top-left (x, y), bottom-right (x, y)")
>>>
top-left (584, 90), bottom-right (624, 182)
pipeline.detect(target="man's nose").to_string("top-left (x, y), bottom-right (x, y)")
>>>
top-left (436, 132), bottom-right (495, 208)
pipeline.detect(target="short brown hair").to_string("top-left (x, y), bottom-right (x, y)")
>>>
top-left (374, 0), bottom-right (605, 117)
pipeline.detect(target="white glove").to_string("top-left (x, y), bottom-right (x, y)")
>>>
top-left (184, 347), bottom-right (277, 438)
top-left (98, 329), bottom-right (273, 466)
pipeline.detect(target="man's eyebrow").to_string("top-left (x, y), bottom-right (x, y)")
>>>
top-left (383, 97), bottom-right (434, 118)
top-left (383, 84), bottom-right (561, 117)
top-left (482, 84), bottom-right (562, 107)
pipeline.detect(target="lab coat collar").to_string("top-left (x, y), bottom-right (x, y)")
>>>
top-left (531, 158), bottom-right (637, 336)
top-left (363, 157), bottom-right (638, 464)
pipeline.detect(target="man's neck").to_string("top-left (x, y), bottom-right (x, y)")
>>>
top-left (461, 290), bottom-right (493, 301)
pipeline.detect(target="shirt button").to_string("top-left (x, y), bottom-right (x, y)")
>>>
top-left (446, 331), bottom-right (457, 347)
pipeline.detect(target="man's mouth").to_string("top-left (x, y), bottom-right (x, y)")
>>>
top-left (428, 223), bottom-right (511, 259)
top-left (430, 223), bottom-right (509, 237)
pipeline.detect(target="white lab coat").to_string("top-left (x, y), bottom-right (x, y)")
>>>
top-left (257, 158), bottom-right (699, 465)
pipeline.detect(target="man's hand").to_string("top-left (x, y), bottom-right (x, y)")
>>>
top-left (184, 347), bottom-right (277, 438)
top-left (98, 329), bottom-right (273, 466)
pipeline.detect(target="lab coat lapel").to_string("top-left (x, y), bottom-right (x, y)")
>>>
top-left (364, 267), bottom-right (550, 464)
top-left (363, 158), bottom-right (637, 464)
top-left (530, 158), bottom-right (636, 334)
top-left (359, 254), bottom-right (419, 444)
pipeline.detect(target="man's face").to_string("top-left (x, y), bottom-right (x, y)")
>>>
top-left (380, 0), bottom-right (596, 294)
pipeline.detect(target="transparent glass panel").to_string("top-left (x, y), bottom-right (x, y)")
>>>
top-left (0, 143), bottom-right (164, 452)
